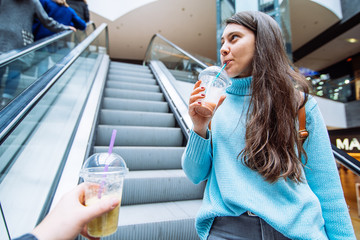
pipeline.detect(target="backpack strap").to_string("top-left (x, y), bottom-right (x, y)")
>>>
top-left (298, 93), bottom-right (308, 142)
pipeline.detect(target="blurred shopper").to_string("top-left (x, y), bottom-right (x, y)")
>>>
top-left (0, 0), bottom-right (74, 107)
top-left (13, 183), bottom-right (120, 240)
top-left (67, 0), bottom-right (90, 23)
top-left (32, 0), bottom-right (86, 76)
top-left (182, 11), bottom-right (356, 240)
top-left (33, 0), bottom-right (86, 41)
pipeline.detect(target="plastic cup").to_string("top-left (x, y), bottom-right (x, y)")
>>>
top-left (79, 153), bottom-right (128, 238)
top-left (195, 66), bottom-right (231, 117)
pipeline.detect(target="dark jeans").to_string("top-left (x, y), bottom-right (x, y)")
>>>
top-left (208, 213), bottom-right (291, 240)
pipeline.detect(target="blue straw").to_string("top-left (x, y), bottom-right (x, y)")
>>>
top-left (214, 63), bottom-right (227, 80)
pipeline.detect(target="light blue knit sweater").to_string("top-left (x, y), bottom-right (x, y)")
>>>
top-left (182, 77), bottom-right (356, 240)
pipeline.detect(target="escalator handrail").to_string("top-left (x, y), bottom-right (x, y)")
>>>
top-left (143, 33), bottom-right (208, 69)
top-left (0, 23), bottom-right (108, 143)
top-left (332, 144), bottom-right (360, 175)
top-left (0, 21), bottom-right (96, 68)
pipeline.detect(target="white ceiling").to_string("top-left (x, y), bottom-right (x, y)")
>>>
top-left (89, 0), bottom-right (359, 71)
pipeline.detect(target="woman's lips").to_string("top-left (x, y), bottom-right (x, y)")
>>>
top-left (224, 60), bottom-right (231, 66)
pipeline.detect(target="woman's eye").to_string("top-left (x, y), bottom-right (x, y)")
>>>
top-left (231, 35), bottom-right (239, 41)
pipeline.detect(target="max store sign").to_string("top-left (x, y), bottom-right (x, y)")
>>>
top-left (336, 138), bottom-right (360, 152)
top-left (329, 127), bottom-right (360, 154)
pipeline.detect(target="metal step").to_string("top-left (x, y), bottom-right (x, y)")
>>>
top-left (109, 69), bottom-right (154, 79)
top-left (110, 62), bottom-right (151, 72)
top-left (93, 146), bottom-right (184, 170)
top-left (107, 74), bottom-right (157, 85)
top-left (106, 81), bottom-right (160, 92)
top-left (99, 110), bottom-right (175, 127)
top-left (122, 169), bottom-right (205, 205)
top-left (96, 125), bottom-right (183, 146)
top-left (104, 89), bottom-right (164, 101)
top-left (102, 98), bottom-right (169, 113)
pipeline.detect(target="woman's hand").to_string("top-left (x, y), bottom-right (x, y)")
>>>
top-left (188, 80), bottom-right (226, 138)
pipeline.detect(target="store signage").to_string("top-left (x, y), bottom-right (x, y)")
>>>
top-left (328, 127), bottom-right (360, 154)
top-left (336, 138), bottom-right (360, 151)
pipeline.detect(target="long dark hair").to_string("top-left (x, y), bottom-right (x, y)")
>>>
top-left (227, 11), bottom-right (310, 183)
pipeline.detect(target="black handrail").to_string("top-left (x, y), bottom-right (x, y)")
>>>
top-left (143, 33), bottom-right (208, 69)
top-left (0, 21), bottom-right (96, 68)
top-left (332, 144), bottom-right (360, 176)
top-left (0, 23), bottom-right (108, 144)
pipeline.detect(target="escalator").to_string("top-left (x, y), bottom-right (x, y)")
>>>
top-left (0, 26), bottom-right (359, 240)
top-left (88, 61), bottom-right (204, 239)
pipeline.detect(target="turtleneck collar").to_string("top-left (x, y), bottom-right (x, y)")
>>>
top-left (226, 76), bottom-right (252, 96)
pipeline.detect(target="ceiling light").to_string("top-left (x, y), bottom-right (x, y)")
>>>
top-left (346, 38), bottom-right (358, 43)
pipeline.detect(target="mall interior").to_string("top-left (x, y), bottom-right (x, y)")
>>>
top-left (0, 0), bottom-right (359, 239)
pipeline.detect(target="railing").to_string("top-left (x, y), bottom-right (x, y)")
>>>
top-left (0, 21), bottom-right (97, 111)
top-left (0, 21), bottom-right (96, 68)
top-left (0, 23), bottom-right (108, 239)
top-left (143, 33), bottom-right (216, 84)
top-left (0, 23), bottom-right (107, 143)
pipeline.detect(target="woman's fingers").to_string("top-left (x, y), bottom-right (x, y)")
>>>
top-left (189, 93), bottom-right (205, 105)
top-left (193, 80), bottom-right (201, 90)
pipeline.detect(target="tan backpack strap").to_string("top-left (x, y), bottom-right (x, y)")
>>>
top-left (298, 93), bottom-right (308, 142)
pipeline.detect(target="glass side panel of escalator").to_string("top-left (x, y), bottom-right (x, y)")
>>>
top-left (0, 28), bottom-right (107, 238)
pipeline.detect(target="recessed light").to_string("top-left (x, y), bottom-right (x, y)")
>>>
top-left (346, 38), bottom-right (358, 43)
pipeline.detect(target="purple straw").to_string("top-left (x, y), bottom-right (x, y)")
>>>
top-left (98, 129), bottom-right (117, 198)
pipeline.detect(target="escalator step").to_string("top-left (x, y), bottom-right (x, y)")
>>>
top-left (96, 125), bottom-right (183, 146)
top-left (102, 97), bottom-right (169, 113)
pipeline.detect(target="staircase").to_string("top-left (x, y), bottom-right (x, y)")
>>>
top-left (91, 62), bottom-right (204, 240)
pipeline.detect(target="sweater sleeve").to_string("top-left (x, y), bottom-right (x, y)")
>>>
top-left (302, 99), bottom-right (356, 239)
top-left (33, 0), bottom-right (69, 33)
top-left (12, 233), bottom-right (38, 240)
top-left (181, 129), bottom-right (212, 184)
top-left (69, 8), bottom-right (86, 30)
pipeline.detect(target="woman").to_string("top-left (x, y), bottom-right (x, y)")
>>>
top-left (182, 11), bottom-right (356, 240)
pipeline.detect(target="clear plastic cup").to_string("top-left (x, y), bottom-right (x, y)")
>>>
top-left (79, 153), bottom-right (128, 238)
top-left (195, 66), bottom-right (231, 117)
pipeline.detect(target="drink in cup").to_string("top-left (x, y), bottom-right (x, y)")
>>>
top-left (195, 66), bottom-right (231, 117)
top-left (79, 152), bottom-right (128, 237)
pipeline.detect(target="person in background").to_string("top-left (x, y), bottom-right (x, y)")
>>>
top-left (13, 183), bottom-right (120, 240)
top-left (182, 11), bottom-right (356, 240)
top-left (0, 0), bottom-right (75, 107)
top-left (33, 0), bottom-right (87, 41)
top-left (32, 0), bottom-right (86, 76)
top-left (67, 0), bottom-right (90, 23)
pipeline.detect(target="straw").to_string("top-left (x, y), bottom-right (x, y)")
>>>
top-left (97, 129), bottom-right (117, 198)
top-left (214, 63), bottom-right (227, 80)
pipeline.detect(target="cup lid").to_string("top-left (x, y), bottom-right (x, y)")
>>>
top-left (198, 66), bottom-right (231, 85)
top-left (81, 152), bottom-right (129, 175)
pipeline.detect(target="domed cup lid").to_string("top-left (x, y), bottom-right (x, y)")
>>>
top-left (198, 66), bottom-right (231, 86)
top-left (80, 152), bottom-right (129, 177)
